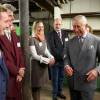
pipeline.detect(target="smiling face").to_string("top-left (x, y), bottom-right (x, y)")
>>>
top-left (35, 22), bottom-right (44, 35)
top-left (53, 18), bottom-right (62, 32)
top-left (7, 9), bottom-right (14, 27)
top-left (72, 20), bottom-right (87, 36)
top-left (0, 12), bottom-right (10, 30)
top-left (72, 15), bottom-right (88, 37)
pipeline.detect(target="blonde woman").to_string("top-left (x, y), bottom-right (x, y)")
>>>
top-left (29, 21), bottom-right (55, 100)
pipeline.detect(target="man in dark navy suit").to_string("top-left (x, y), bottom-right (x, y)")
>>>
top-left (46, 17), bottom-right (69, 100)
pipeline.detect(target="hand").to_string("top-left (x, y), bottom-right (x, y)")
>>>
top-left (49, 58), bottom-right (55, 66)
top-left (16, 75), bottom-right (22, 82)
top-left (10, 25), bottom-right (16, 32)
top-left (86, 69), bottom-right (98, 82)
top-left (41, 57), bottom-right (50, 64)
top-left (64, 65), bottom-right (73, 77)
top-left (18, 68), bottom-right (25, 77)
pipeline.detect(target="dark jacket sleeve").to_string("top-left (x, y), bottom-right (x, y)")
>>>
top-left (46, 32), bottom-right (63, 61)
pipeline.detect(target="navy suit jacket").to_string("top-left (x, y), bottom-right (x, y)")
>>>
top-left (46, 29), bottom-right (69, 63)
top-left (0, 52), bottom-right (9, 100)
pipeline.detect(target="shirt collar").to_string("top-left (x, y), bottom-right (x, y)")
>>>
top-left (77, 32), bottom-right (87, 38)
top-left (55, 30), bottom-right (61, 33)
top-left (82, 32), bottom-right (87, 38)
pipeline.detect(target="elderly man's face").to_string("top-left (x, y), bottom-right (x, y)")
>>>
top-left (72, 20), bottom-right (87, 36)
top-left (7, 9), bottom-right (14, 21)
top-left (54, 19), bottom-right (62, 32)
top-left (7, 9), bottom-right (14, 26)
top-left (0, 12), bottom-right (10, 30)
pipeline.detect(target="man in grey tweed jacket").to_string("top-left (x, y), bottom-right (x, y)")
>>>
top-left (64, 15), bottom-right (100, 100)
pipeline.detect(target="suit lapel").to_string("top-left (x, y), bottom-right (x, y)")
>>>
top-left (61, 30), bottom-right (65, 45)
top-left (11, 32), bottom-right (19, 65)
top-left (70, 37), bottom-right (81, 61)
top-left (78, 34), bottom-right (92, 60)
top-left (54, 30), bottom-right (63, 45)
top-left (0, 35), bottom-right (14, 55)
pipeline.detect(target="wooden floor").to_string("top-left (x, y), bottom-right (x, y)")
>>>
top-left (40, 81), bottom-right (100, 100)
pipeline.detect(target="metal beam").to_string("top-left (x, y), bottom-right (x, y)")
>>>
top-left (33, 0), bottom-right (54, 13)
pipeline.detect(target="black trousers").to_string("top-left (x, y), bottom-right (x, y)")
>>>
top-left (32, 87), bottom-right (41, 100)
top-left (69, 89), bottom-right (95, 100)
top-left (6, 97), bottom-right (16, 100)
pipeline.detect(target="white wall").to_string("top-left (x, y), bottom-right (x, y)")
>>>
top-left (61, 0), bottom-right (100, 14)
top-left (54, 7), bottom-right (61, 19)
top-left (57, 0), bottom-right (100, 30)
top-left (62, 17), bottom-right (100, 30)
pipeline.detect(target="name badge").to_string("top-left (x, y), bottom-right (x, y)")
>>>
top-left (39, 42), bottom-right (42, 46)
top-left (17, 42), bottom-right (21, 47)
top-left (65, 38), bottom-right (68, 42)
top-left (90, 45), bottom-right (94, 49)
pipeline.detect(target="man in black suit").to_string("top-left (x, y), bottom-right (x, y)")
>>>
top-left (46, 17), bottom-right (69, 100)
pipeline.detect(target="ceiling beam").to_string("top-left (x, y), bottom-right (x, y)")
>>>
top-left (33, 0), bottom-right (54, 13)
top-left (61, 12), bottom-right (100, 18)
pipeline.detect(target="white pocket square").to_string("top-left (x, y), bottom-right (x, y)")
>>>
top-left (65, 38), bottom-right (68, 42)
top-left (89, 45), bottom-right (94, 49)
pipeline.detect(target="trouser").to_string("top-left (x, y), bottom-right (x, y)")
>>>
top-left (6, 97), bottom-right (16, 100)
top-left (48, 67), bottom-right (51, 80)
top-left (32, 87), bottom-right (40, 100)
top-left (6, 95), bottom-right (22, 100)
top-left (69, 89), bottom-right (95, 100)
top-left (51, 62), bottom-right (64, 99)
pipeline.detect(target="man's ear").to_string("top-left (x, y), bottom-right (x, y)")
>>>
top-left (86, 24), bottom-right (88, 27)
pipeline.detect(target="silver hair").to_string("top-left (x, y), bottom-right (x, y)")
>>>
top-left (72, 15), bottom-right (88, 25)
top-left (54, 17), bottom-right (62, 22)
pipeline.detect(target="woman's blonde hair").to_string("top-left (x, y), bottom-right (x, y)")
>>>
top-left (32, 20), bottom-right (43, 36)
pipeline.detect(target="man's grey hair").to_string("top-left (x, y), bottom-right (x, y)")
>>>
top-left (72, 15), bottom-right (88, 25)
top-left (54, 17), bottom-right (62, 22)
top-left (3, 4), bottom-right (16, 12)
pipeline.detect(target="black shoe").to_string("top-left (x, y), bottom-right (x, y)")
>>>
top-left (57, 94), bottom-right (66, 99)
